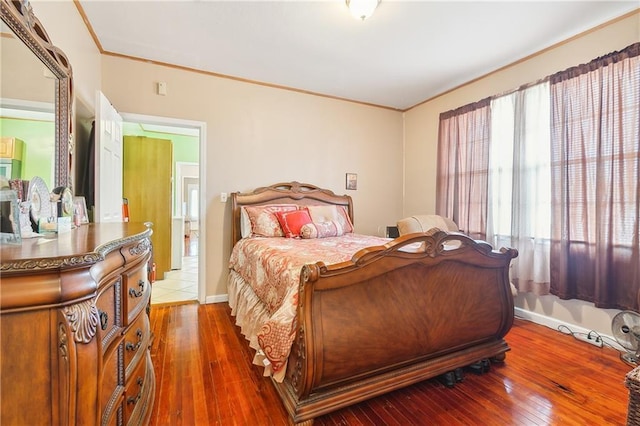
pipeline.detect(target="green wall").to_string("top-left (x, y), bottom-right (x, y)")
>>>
top-left (122, 123), bottom-right (199, 163)
top-left (0, 117), bottom-right (55, 189)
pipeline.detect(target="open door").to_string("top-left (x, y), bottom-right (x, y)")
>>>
top-left (94, 91), bottom-right (123, 222)
top-left (123, 135), bottom-right (173, 278)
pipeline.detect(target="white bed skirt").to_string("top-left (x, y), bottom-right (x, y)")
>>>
top-left (227, 269), bottom-right (288, 381)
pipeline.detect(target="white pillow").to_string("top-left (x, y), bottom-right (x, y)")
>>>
top-left (307, 205), bottom-right (337, 222)
top-left (306, 205), bottom-right (354, 233)
top-left (240, 206), bottom-right (251, 238)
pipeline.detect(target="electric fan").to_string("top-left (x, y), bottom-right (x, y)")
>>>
top-left (612, 310), bottom-right (640, 365)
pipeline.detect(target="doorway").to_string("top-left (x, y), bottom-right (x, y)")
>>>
top-left (120, 112), bottom-right (206, 305)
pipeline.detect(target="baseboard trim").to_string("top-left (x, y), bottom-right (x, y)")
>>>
top-left (514, 307), bottom-right (624, 351)
top-left (514, 307), bottom-right (576, 331)
top-left (206, 294), bottom-right (229, 304)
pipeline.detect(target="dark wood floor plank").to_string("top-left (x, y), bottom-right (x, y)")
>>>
top-left (196, 302), bottom-right (223, 424)
top-left (149, 302), bottom-right (632, 425)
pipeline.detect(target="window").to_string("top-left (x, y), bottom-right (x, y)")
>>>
top-left (188, 184), bottom-right (199, 222)
top-left (489, 83), bottom-right (551, 240)
top-left (437, 42), bottom-right (640, 309)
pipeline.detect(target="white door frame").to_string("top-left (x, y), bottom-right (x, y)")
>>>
top-left (120, 112), bottom-right (206, 304)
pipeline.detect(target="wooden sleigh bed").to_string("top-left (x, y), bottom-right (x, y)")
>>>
top-left (228, 182), bottom-right (518, 425)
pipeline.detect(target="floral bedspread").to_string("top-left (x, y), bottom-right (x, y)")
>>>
top-left (228, 233), bottom-right (389, 376)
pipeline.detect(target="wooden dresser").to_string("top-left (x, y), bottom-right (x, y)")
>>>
top-left (0, 223), bottom-right (155, 425)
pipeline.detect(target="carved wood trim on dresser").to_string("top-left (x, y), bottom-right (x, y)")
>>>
top-left (0, 223), bottom-right (155, 425)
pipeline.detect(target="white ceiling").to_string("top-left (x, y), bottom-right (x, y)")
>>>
top-left (77, 1), bottom-right (638, 111)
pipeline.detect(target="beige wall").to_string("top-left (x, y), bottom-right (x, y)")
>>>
top-left (19, 1), bottom-right (640, 331)
top-left (31, 0), bottom-right (102, 177)
top-left (100, 56), bottom-right (404, 297)
top-left (31, 1), bottom-right (102, 113)
top-left (27, 1), bottom-right (403, 300)
top-left (403, 10), bottom-right (640, 334)
top-left (1, 36), bottom-right (55, 103)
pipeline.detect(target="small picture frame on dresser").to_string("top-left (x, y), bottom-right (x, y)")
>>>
top-left (0, 188), bottom-right (22, 245)
top-left (73, 196), bottom-right (89, 224)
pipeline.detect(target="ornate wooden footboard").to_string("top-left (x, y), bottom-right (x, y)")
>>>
top-left (274, 230), bottom-right (516, 424)
top-left (230, 182), bottom-right (517, 425)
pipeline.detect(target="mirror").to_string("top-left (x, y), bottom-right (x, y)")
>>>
top-left (0, 0), bottom-right (73, 189)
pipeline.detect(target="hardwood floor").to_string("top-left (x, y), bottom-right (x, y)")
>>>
top-left (149, 302), bottom-right (631, 425)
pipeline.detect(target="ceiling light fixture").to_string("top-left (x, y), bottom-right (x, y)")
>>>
top-left (346, 0), bottom-right (380, 21)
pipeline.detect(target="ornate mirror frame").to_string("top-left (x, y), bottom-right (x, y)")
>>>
top-left (1, 0), bottom-right (73, 187)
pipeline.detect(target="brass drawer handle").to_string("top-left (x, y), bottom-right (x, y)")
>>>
top-left (128, 279), bottom-right (145, 298)
top-left (99, 310), bottom-right (109, 330)
top-left (126, 377), bottom-right (144, 405)
top-left (126, 329), bottom-right (143, 352)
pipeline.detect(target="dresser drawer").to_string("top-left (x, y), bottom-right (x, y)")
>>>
top-left (123, 264), bottom-right (150, 325)
top-left (123, 312), bottom-right (150, 379)
top-left (96, 278), bottom-right (123, 351)
top-left (120, 236), bottom-right (151, 266)
top-left (124, 351), bottom-right (155, 425)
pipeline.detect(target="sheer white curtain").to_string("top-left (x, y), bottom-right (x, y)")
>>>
top-left (487, 82), bottom-right (551, 294)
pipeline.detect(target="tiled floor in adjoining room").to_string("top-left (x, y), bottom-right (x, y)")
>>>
top-left (151, 255), bottom-right (198, 305)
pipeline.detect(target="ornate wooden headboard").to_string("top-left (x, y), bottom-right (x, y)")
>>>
top-left (230, 181), bottom-right (354, 246)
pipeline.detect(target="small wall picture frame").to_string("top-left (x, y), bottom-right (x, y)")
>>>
top-left (346, 173), bottom-right (358, 190)
top-left (73, 196), bottom-right (89, 224)
top-left (0, 188), bottom-right (22, 245)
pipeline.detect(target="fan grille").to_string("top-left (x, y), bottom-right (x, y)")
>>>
top-left (613, 311), bottom-right (640, 354)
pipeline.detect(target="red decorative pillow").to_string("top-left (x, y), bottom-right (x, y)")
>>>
top-left (275, 209), bottom-right (312, 238)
